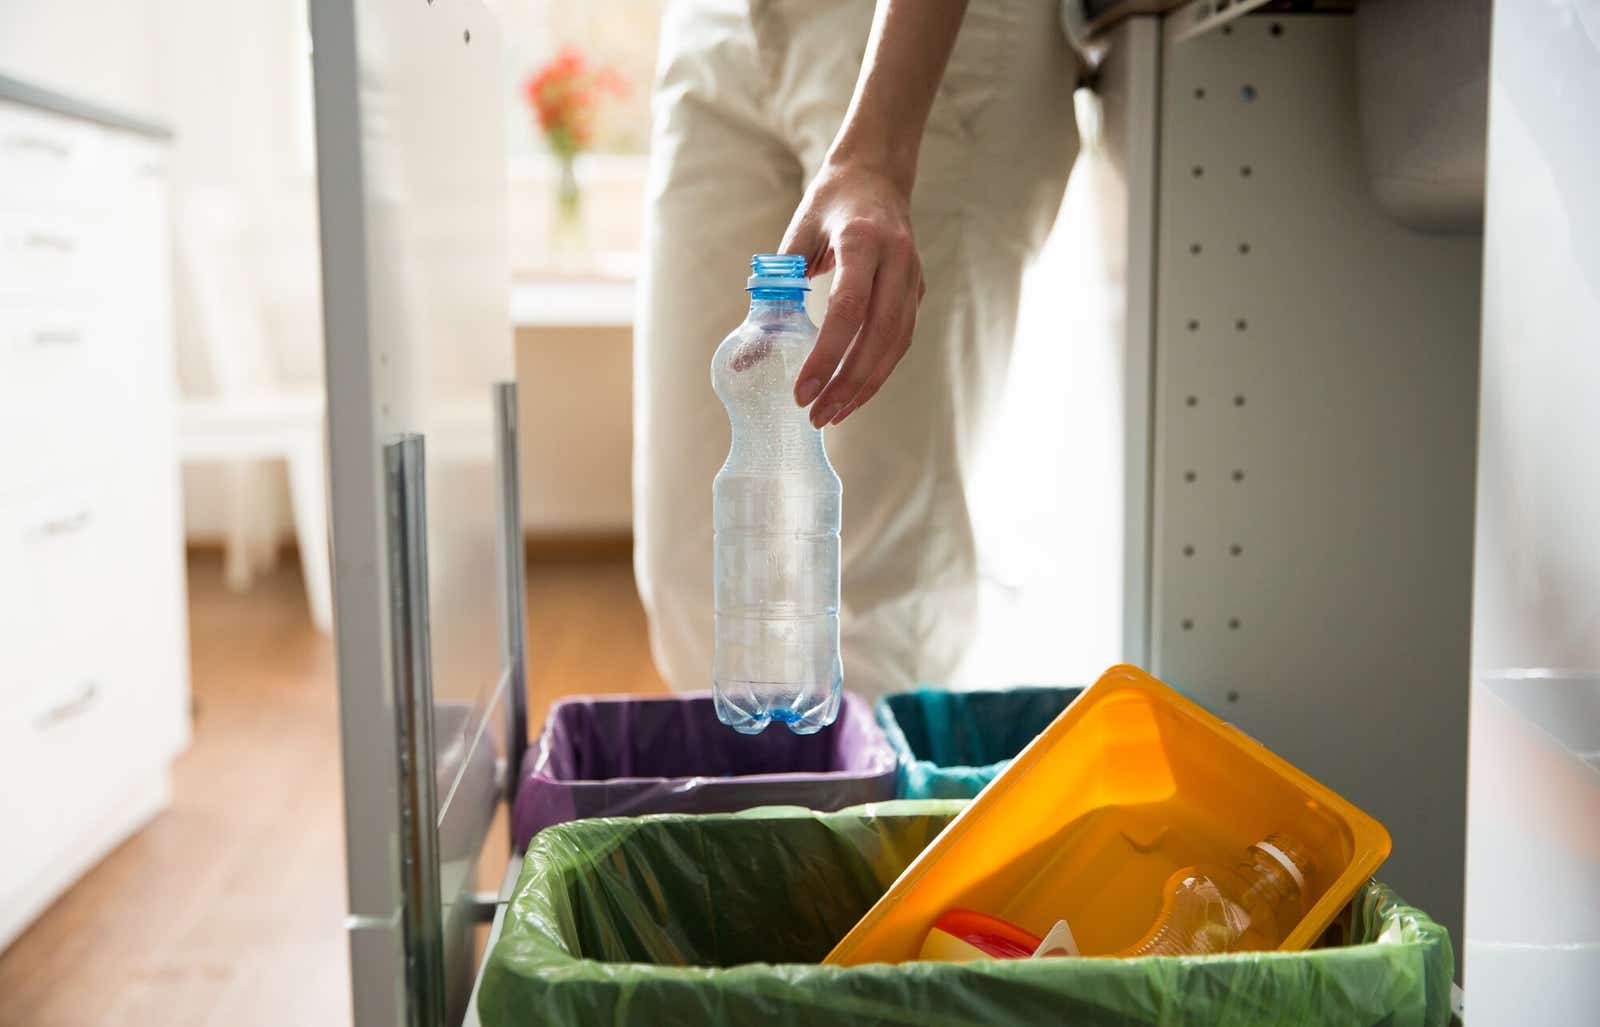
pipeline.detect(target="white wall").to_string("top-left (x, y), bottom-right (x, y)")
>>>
top-left (0, 1), bottom-right (162, 118)
top-left (515, 326), bottom-right (634, 534)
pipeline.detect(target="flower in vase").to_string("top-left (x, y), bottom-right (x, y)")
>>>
top-left (523, 45), bottom-right (629, 162)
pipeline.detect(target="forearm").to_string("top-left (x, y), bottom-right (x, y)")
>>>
top-left (827, 0), bottom-right (970, 193)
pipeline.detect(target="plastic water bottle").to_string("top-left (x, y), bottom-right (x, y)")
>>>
top-left (1118, 834), bottom-right (1312, 957)
top-left (710, 253), bottom-right (843, 734)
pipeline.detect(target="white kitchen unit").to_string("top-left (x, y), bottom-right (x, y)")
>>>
top-left (1464, 1), bottom-right (1600, 1021)
top-left (0, 78), bottom-right (190, 949)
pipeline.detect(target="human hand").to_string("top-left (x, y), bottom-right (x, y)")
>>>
top-left (780, 159), bottom-right (926, 428)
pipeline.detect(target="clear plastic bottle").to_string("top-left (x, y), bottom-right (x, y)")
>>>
top-left (710, 254), bottom-right (843, 735)
top-left (1117, 834), bottom-right (1313, 957)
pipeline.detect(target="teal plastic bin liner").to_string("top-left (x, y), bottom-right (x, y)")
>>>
top-left (477, 803), bottom-right (1454, 1027)
top-left (878, 686), bottom-right (1084, 799)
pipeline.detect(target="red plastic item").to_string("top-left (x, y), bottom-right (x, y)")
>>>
top-left (921, 909), bottom-right (1041, 961)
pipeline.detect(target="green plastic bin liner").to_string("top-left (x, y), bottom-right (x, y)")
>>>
top-left (878, 686), bottom-right (1084, 799)
top-left (477, 802), bottom-right (1453, 1027)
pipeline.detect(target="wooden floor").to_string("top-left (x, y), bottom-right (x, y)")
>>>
top-left (0, 550), bottom-right (664, 1027)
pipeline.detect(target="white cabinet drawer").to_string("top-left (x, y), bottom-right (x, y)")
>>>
top-left (0, 211), bottom-right (100, 304)
top-left (1, 670), bottom-right (130, 890)
top-left (0, 390), bottom-right (121, 495)
top-left (0, 482), bottom-right (111, 706)
top-left (0, 306), bottom-right (126, 402)
top-left (0, 104), bottom-right (99, 214)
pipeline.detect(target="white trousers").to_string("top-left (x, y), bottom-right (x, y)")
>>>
top-left (634, 0), bottom-right (1081, 701)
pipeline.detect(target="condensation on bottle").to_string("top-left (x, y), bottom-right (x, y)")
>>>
top-left (710, 254), bottom-right (843, 735)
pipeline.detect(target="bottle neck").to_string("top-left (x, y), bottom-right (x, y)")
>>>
top-left (747, 288), bottom-right (809, 319)
top-left (1236, 840), bottom-right (1307, 909)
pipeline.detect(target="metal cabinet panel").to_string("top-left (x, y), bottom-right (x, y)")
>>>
top-left (1147, 15), bottom-right (1480, 961)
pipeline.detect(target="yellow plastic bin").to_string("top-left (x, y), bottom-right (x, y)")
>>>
top-left (827, 664), bottom-right (1391, 964)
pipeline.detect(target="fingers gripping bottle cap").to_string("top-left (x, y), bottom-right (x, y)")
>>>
top-left (746, 253), bottom-right (811, 292)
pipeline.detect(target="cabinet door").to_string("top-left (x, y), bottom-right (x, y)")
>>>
top-left (310, 2), bottom-right (513, 1024)
top-left (1466, 2), bottom-right (1600, 1021)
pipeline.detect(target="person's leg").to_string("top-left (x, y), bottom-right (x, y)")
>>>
top-left (634, 0), bottom-right (803, 692)
top-left (764, 0), bottom-right (1082, 699)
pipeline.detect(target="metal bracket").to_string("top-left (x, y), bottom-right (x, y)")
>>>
top-left (385, 434), bottom-right (447, 1027)
top-left (1170, 0), bottom-right (1355, 43)
top-left (493, 382), bottom-right (530, 838)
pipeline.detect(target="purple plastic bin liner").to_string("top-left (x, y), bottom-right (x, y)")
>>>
top-left (512, 690), bottom-right (897, 850)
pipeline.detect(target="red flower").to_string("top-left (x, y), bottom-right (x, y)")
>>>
top-left (523, 46), bottom-right (630, 158)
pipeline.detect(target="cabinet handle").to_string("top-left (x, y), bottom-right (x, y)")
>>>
top-left (4, 135), bottom-right (71, 159)
top-left (36, 680), bottom-right (101, 728)
top-left (34, 509), bottom-right (92, 537)
top-left (32, 328), bottom-right (83, 347)
top-left (22, 232), bottom-right (77, 254)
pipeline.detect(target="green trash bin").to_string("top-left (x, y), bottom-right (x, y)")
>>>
top-left (878, 686), bottom-right (1084, 799)
top-left (477, 803), bottom-right (1453, 1027)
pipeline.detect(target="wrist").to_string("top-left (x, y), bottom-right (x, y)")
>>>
top-left (824, 129), bottom-right (918, 197)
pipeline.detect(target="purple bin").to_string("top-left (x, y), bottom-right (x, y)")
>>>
top-left (511, 690), bottom-right (898, 850)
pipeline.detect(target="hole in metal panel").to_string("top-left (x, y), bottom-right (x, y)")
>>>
top-left (1239, 242), bottom-right (1252, 255)
top-left (464, 28), bottom-right (471, 43)
top-left (1183, 545), bottom-right (1195, 557)
top-left (1186, 395), bottom-right (1198, 407)
top-left (1241, 84), bottom-right (1257, 102)
top-left (1234, 394), bottom-right (1246, 406)
top-left (1270, 22), bottom-right (1284, 37)
top-left (1182, 618), bottom-right (1195, 631)
top-left (1230, 543), bottom-right (1243, 556)
top-left (1187, 318), bottom-right (1200, 332)
top-left (1184, 470), bottom-right (1197, 483)
top-left (1194, 87), bottom-right (1207, 100)
top-left (1190, 242), bottom-right (1203, 255)
top-left (1192, 165), bottom-right (1205, 178)
top-left (1228, 617), bottom-right (1242, 630)
top-left (1235, 318), bottom-right (1249, 332)
top-left (1232, 469), bottom-right (1245, 482)
top-left (1241, 164), bottom-right (1253, 177)
top-left (1227, 689), bottom-right (1240, 703)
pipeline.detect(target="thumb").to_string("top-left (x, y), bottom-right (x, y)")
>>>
top-left (778, 209), bottom-right (832, 278)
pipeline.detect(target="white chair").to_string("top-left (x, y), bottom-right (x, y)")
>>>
top-left (174, 192), bottom-right (332, 633)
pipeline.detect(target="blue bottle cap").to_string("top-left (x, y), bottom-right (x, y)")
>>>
top-left (747, 253), bottom-right (810, 292)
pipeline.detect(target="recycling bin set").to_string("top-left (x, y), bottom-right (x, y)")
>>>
top-left (488, 674), bottom-right (1452, 1026)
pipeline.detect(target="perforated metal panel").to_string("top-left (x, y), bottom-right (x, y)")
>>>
top-left (1147, 14), bottom-right (1480, 959)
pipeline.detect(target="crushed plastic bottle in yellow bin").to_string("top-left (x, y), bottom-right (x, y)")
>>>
top-left (827, 664), bottom-right (1390, 965)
